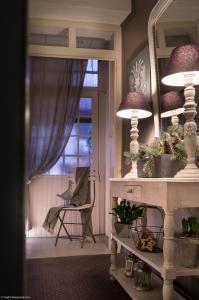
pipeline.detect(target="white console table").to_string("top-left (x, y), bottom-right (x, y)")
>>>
top-left (109, 177), bottom-right (199, 300)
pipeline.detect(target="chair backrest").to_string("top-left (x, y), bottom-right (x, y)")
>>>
top-left (67, 167), bottom-right (96, 207)
top-left (88, 169), bottom-right (96, 208)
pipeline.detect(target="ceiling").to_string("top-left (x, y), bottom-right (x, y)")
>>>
top-left (28, 0), bottom-right (132, 25)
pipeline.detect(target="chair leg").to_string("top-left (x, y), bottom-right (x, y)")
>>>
top-left (88, 225), bottom-right (96, 243)
top-left (62, 223), bottom-right (72, 241)
top-left (80, 226), bottom-right (88, 248)
top-left (80, 208), bottom-right (96, 248)
top-left (55, 211), bottom-right (72, 246)
top-left (54, 216), bottom-right (62, 246)
top-left (80, 210), bottom-right (91, 248)
top-left (80, 219), bottom-right (95, 248)
top-left (80, 225), bottom-right (95, 248)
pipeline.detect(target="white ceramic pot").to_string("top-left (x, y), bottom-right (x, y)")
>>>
top-left (178, 237), bottom-right (199, 268)
top-left (114, 223), bottom-right (131, 238)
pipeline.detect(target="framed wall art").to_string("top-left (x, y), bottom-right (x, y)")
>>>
top-left (127, 45), bottom-right (151, 103)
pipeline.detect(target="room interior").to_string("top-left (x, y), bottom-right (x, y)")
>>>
top-left (2, 0), bottom-right (199, 299)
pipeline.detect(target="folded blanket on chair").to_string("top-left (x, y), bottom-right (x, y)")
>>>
top-left (42, 205), bottom-right (64, 233)
top-left (71, 167), bottom-right (90, 206)
top-left (71, 167), bottom-right (93, 237)
top-left (42, 167), bottom-right (91, 234)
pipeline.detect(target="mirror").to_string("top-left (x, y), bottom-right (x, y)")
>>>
top-left (148, 0), bottom-right (199, 134)
top-left (148, 4), bottom-right (199, 298)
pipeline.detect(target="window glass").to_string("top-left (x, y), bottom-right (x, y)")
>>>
top-left (65, 157), bottom-right (78, 170)
top-left (71, 123), bottom-right (79, 135)
top-left (79, 137), bottom-right (91, 155)
top-left (28, 28), bottom-right (69, 47)
top-left (86, 59), bottom-right (98, 72)
top-left (76, 29), bottom-right (114, 50)
top-left (79, 122), bottom-right (92, 135)
top-left (83, 73), bottom-right (98, 87)
top-left (65, 137), bottom-right (78, 155)
top-left (48, 157), bottom-right (64, 175)
top-left (79, 156), bottom-right (91, 167)
top-left (79, 98), bottom-right (92, 116)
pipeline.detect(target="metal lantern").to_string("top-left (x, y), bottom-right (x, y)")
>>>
top-left (124, 254), bottom-right (138, 277)
top-left (133, 260), bottom-right (151, 291)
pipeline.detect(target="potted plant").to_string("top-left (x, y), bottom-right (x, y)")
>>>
top-left (124, 125), bottom-right (186, 178)
top-left (178, 216), bottom-right (199, 268)
top-left (153, 130), bottom-right (186, 177)
top-left (111, 199), bottom-right (143, 238)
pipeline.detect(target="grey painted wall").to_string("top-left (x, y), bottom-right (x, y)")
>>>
top-left (121, 0), bottom-right (158, 176)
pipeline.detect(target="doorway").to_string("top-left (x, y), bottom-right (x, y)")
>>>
top-left (26, 59), bottom-right (107, 240)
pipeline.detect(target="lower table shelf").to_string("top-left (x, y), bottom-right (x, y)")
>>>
top-left (112, 233), bottom-right (199, 278)
top-left (110, 268), bottom-right (185, 300)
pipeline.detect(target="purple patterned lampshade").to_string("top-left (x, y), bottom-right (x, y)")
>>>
top-left (161, 44), bottom-right (199, 86)
top-left (161, 90), bottom-right (184, 118)
top-left (116, 92), bottom-right (152, 119)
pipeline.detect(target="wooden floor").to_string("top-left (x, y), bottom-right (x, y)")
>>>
top-left (26, 235), bottom-right (111, 259)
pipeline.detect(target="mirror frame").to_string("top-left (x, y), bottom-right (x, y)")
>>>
top-left (148, 0), bottom-right (174, 137)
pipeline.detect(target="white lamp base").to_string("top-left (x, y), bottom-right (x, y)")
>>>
top-left (174, 75), bottom-right (199, 179)
top-left (175, 162), bottom-right (199, 178)
top-left (124, 115), bottom-right (139, 179)
top-left (124, 169), bottom-right (138, 179)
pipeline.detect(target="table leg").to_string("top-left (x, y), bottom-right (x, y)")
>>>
top-left (162, 210), bottom-right (175, 299)
top-left (111, 196), bottom-right (118, 234)
top-left (163, 279), bottom-right (174, 300)
top-left (110, 238), bottom-right (117, 281)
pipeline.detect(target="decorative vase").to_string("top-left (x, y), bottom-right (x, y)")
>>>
top-left (178, 237), bottom-right (199, 268)
top-left (114, 223), bottom-right (131, 238)
top-left (154, 154), bottom-right (185, 178)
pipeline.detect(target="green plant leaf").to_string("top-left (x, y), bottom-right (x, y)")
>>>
top-left (112, 200), bottom-right (143, 224)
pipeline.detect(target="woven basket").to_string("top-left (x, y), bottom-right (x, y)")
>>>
top-left (130, 206), bottom-right (164, 252)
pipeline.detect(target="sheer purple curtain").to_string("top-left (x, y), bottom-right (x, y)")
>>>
top-left (27, 57), bottom-right (88, 180)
